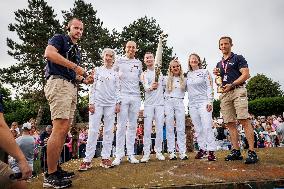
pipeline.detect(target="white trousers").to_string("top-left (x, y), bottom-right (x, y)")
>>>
top-left (115, 96), bottom-right (141, 157)
top-left (84, 105), bottom-right (115, 162)
top-left (188, 102), bottom-right (217, 151)
top-left (165, 98), bottom-right (186, 154)
top-left (143, 105), bottom-right (165, 155)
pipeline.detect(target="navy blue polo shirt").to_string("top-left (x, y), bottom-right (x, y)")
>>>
top-left (216, 52), bottom-right (248, 86)
top-left (0, 93), bottom-right (3, 113)
top-left (45, 34), bottom-right (81, 81)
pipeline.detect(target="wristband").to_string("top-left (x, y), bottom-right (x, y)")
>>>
top-left (231, 83), bottom-right (236, 88)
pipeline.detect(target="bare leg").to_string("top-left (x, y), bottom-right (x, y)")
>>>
top-left (47, 119), bottom-right (70, 174)
top-left (226, 122), bottom-right (240, 150)
top-left (239, 119), bottom-right (254, 151)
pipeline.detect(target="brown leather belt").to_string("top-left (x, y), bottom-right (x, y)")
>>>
top-left (48, 75), bottom-right (76, 85)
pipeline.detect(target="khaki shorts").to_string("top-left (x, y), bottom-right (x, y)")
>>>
top-left (220, 87), bottom-right (249, 123)
top-left (0, 160), bottom-right (14, 188)
top-left (44, 78), bottom-right (77, 120)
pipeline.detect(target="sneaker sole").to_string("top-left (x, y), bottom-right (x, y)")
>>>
top-left (225, 157), bottom-right (243, 161)
top-left (140, 160), bottom-right (149, 163)
top-left (78, 168), bottom-right (88, 172)
top-left (128, 161), bottom-right (140, 164)
top-left (244, 159), bottom-right (259, 164)
top-left (43, 182), bottom-right (72, 188)
top-left (157, 158), bottom-right (165, 161)
top-left (208, 158), bottom-right (217, 161)
top-left (100, 163), bottom-right (114, 168)
top-left (180, 157), bottom-right (188, 160)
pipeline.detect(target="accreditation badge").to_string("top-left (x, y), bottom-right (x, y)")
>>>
top-left (223, 74), bottom-right (228, 82)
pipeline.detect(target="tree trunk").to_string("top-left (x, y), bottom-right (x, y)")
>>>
top-left (185, 117), bottom-right (195, 152)
top-left (36, 105), bottom-right (43, 127)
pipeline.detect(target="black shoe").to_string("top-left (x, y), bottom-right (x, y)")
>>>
top-left (43, 171), bottom-right (72, 188)
top-left (195, 149), bottom-right (206, 159)
top-left (58, 166), bottom-right (75, 179)
top-left (225, 149), bottom-right (243, 161)
top-left (244, 150), bottom-right (259, 164)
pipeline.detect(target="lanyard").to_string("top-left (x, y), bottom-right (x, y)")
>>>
top-left (221, 60), bottom-right (228, 74)
top-left (221, 55), bottom-right (232, 74)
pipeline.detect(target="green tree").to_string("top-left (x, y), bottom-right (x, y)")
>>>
top-left (3, 99), bottom-right (38, 125)
top-left (213, 99), bottom-right (221, 118)
top-left (119, 16), bottom-right (174, 74)
top-left (248, 97), bottom-right (284, 116)
top-left (246, 73), bottom-right (283, 101)
top-left (0, 83), bottom-right (12, 102)
top-left (62, 0), bottom-right (118, 69)
top-left (1, 0), bottom-right (62, 125)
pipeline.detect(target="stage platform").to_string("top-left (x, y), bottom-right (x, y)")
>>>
top-left (28, 147), bottom-right (284, 189)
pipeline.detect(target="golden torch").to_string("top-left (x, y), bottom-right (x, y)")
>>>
top-left (215, 68), bottom-right (224, 93)
top-left (154, 34), bottom-right (164, 82)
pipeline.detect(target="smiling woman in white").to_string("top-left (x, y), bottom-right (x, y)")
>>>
top-left (79, 48), bottom-right (121, 171)
top-left (186, 53), bottom-right (217, 161)
top-left (164, 59), bottom-right (188, 160)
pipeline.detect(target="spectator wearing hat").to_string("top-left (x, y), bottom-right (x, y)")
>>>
top-left (8, 122), bottom-right (35, 177)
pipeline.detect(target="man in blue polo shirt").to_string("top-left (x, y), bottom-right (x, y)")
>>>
top-left (44, 18), bottom-right (93, 188)
top-left (213, 36), bottom-right (258, 164)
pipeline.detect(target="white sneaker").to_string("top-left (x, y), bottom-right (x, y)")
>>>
top-left (156, 152), bottom-right (165, 161)
top-left (169, 152), bottom-right (177, 160)
top-left (112, 157), bottom-right (122, 166)
top-left (140, 155), bottom-right (150, 163)
top-left (128, 155), bottom-right (139, 164)
top-left (179, 153), bottom-right (188, 160)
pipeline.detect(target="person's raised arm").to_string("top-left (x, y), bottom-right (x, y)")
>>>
top-left (44, 45), bottom-right (85, 76)
top-left (0, 113), bottom-right (32, 179)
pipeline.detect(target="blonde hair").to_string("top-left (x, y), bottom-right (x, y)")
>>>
top-left (166, 59), bottom-right (185, 92)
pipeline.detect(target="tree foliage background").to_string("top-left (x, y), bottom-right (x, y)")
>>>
top-left (246, 73), bottom-right (283, 101)
top-left (0, 0), bottom-right (175, 125)
top-left (1, 0), bottom-right (283, 125)
top-left (119, 16), bottom-right (173, 74)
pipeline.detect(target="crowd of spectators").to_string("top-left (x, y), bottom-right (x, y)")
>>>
top-left (7, 114), bottom-right (284, 177)
top-left (212, 114), bottom-right (284, 150)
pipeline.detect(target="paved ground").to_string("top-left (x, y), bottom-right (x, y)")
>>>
top-left (28, 147), bottom-right (284, 189)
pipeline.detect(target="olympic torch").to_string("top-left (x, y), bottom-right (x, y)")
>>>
top-left (154, 34), bottom-right (164, 82)
top-left (215, 68), bottom-right (224, 93)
